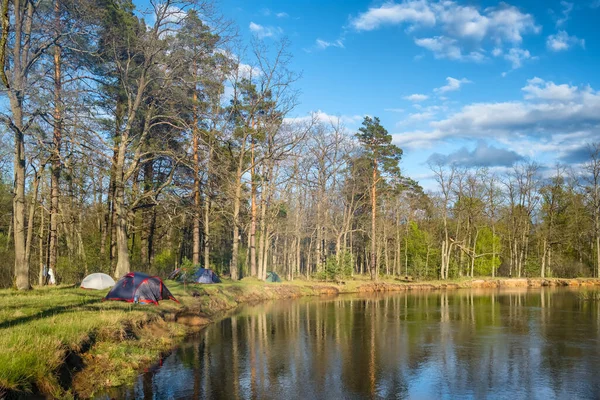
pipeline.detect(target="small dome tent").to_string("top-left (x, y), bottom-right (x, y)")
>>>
top-left (168, 268), bottom-right (183, 280)
top-left (104, 272), bottom-right (178, 305)
top-left (80, 273), bottom-right (115, 290)
top-left (192, 268), bottom-right (221, 284)
top-left (266, 271), bottom-right (282, 283)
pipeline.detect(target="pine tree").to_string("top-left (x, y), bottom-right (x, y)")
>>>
top-left (356, 117), bottom-right (402, 280)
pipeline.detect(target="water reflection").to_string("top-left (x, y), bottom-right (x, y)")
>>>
top-left (101, 289), bottom-right (600, 399)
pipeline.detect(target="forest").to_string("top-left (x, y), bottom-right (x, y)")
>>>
top-left (1, 0), bottom-right (600, 290)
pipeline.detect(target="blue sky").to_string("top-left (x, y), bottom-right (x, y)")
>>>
top-left (137, 0), bottom-right (600, 189)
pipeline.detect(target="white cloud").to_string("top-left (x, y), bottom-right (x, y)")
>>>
top-left (404, 94), bottom-right (429, 102)
top-left (432, 2), bottom-right (488, 41)
top-left (350, 1), bottom-right (540, 65)
top-left (392, 78), bottom-right (600, 150)
top-left (546, 31), bottom-right (585, 51)
top-left (350, 0), bottom-right (539, 42)
top-left (276, 12), bottom-right (289, 18)
top-left (414, 36), bottom-right (485, 61)
top-left (396, 111), bottom-right (436, 126)
top-left (556, 1), bottom-right (573, 27)
top-left (492, 47), bottom-right (503, 57)
top-left (434, 77), bottom-right (472, 93)
top-left (484, 4), bottom-right (541, 44)
top-left (431, 2), bottom-right (539, 43)
top-left (396, 105), bottom-right (446, 127)
top-left (409, 112), bottom-right (435, 121)
top-left (286, 110), bottom-right (364, 127)
top-left (249, 22), bottom-right (282, 39)
top-left (350, 1), bottom-right (436, 31)
top-left (504, 48), bottom-right (533, 69)
top-left (521, 77), bottom-right (579, 101)
top-left (316, 39), bottom-right (345, 49)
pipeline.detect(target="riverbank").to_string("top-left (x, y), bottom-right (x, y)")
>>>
top-left (2, 277), bottom-right (600, 398)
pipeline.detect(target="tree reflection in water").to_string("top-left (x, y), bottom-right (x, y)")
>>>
top-left (100, 289), bottom-right (600, 399)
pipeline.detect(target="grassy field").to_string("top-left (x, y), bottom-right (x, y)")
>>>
top-left (2, 275), bottom-right (598, 398)
top-left (0, 283), bottom-right (190, 398)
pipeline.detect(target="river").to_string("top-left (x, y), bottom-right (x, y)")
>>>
top-left (98, 288), bottom-right (600, 399)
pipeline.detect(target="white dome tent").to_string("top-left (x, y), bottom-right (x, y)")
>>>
top-left (80, 273), bottom-right (116, 290)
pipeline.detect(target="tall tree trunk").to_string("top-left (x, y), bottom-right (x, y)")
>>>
top-left (77, 209), bottom-right (88, 276)
top-left (383, 218), bottom-right (390, 276)
top-left (113, 139), bottom-right (130, 278)
top-left (230, 138), bottom-right (246, 280)
top-left (203, 142), bottom-right (213, 269)
top-left (148, 208), bottom-right (156, 267)
top-left (99, 177), bottom-right (108, 256)
top-left (107, 95), bottom-right (125, 264)
top-left (371, 158), bottom-right (377, 280)
top-left (596, 231), bottom-right (600, 278)
top-left (9, 94), bottom-right (28, 289)
top-left (541, 237), bottom-right (548, 278)
top-left (49, 0), bottom-right (62, 283)
top-left (140, 161), bottom-right (154, 269)
top-left (470, 229), bottom-right (479, 278)
top-left (192, 95), bottom-right (201, 266)
top-left (260, 221), bottom-right (269, 280)
top-left (258, 188), bottom-right (266, 280)
top-left (306, 237), bottom-right (313, 278)
top-left (492, 224), bottom-right (496, 278)
top-left (108, 156), bottom-right (117, 264)
top-left (250, 141), bottom-right (257, 276)
top-left (316, 200), bottom-right (322, 272)
top-left (4, 0), bottom-right (40, 290)
top-left (38, 195), bottom-right (45, 286)
top-left (25, 168), bottom-right (41, 267)
top-left (0, 0), bottom-right (9, 88)
top-left (295, 235), bottom-right (301, 279)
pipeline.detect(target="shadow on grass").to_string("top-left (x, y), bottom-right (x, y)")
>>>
top-left (0, 298), bottom-right (103, 330)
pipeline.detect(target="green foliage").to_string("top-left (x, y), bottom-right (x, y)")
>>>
top-left (474, 227), bottom-right (502, 276)
top-left (180, 257), bottom-right (194, 271)
top-left (178, 257), bottom-right (201, 282)
top-left (404, 222), bottom-right (433, 279)
top-left (154, 249), bottom-right (176, 275)
top-left (355, 116), bottom-right (402, 177)
top-left (0, 233), bottom-right (14, 288)
top-left (57, 256), bottom-right (86, 285)
top-left (315, 252), bottom-right (353, 281)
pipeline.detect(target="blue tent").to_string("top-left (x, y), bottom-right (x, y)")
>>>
top-left (193, 268), bottom-right (221, 284)
top-left (266, 271), bottom-right (282, 282)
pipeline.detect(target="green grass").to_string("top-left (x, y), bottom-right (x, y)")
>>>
top-left (0, 283), bottom-right (189, 397)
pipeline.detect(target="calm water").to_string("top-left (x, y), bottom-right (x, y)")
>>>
top-left (100, 289), bottom-right (600, 399)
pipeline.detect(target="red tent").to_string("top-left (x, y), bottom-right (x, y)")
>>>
top-left (104, 272), bottom-right (178, 305)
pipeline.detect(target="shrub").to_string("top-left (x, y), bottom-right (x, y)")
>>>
top-left (315, 251), bottom-right (353, 281)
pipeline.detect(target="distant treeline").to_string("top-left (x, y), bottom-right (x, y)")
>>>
top-left (1, 0), bottom-right (600, 289)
